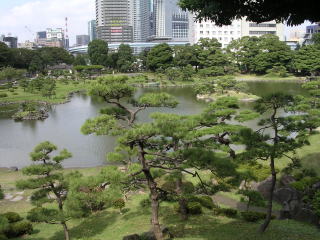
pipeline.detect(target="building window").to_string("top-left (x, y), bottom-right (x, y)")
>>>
top-left (212, 31), bottom-right (216, 35)
top-left (200, 24), bottom-right (203, 28)
top-left (200, 31), bottom-right (203, 34)
top-left (249, 23), bottom-right (277, 28)
top-left (206, 31), bottom-right (209, 35)
top-left (249, 31), bottom-right (276, 35)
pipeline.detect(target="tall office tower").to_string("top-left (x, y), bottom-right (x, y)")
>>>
top-left (76, 35), bottom-right (90, 46)
top-left (88, 20), bottom-right (97, 42)
top-left (153, 0), bottom-right (190, 41)
top-left (95, 0), bottom-right (133, 43)
top-left (132, 0), bottom-right (150, 42)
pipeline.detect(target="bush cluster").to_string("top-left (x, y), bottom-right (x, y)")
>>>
top-left (0, 93), bottom-right (8, 98)
top-left (0, 212), bottom-right (33, 239)
top-left (240, 211), bottom-right (276, 222)
top-left (214, 208), bottom-right (238, 218)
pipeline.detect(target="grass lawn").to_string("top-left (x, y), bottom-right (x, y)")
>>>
top-left (0, 81), bottom-right (91, 104)
top-left (275, 133), bottom-right (320, 175)
top-left (1, 168), bottom-right (320, 240)
top-left (234, 74), bottom-right (304, 82)
top-left (198, 90), bottom-right (260, 102)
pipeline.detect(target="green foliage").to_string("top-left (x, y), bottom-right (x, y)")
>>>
top-left (191, 195), bottom-right (216, 209)
top-left (73, 54), bottom-right (87, 66)
top-left (0, 67), bottom-right (26, 81)
top-left (312, 190), bottom-right (320, 217)
top-left (240, 211), bottom-right (274, 222)
top-left (116, 44), bottom-right (135, 72)
top-left (0, 93), bottom-right (7, 98)
top-left (0, 187), bottom-right (4, 200)
top-left (139, 198), bottom-right (151, 208)
top-left (137, 92), bottom-right (178, 108)
top-left (113, 198), bottom-right (126, 213)
top-left (214, 208), bottom-right (238, 218)
top-left (187, 202), bottom-right (203, 215)
top-left (179, 0), bottom-right (316, 26)
top-left (4, 220), bottom-right (33, 238)
top-left (1, 212), bottom-right (22, 224)
top-left (293, 45), bottom-right (320, 75)
top-left (196, 38), bottom-right (229, 76)
top-left (147, 43), bottom-right (173, 71)
top-left (238, 190), bottom-right (266, 210)
top-left (266, 66), bottom-right (289, 78)
top-left (88, 40), bottom-right (108, 66)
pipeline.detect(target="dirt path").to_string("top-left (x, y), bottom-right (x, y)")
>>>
top-left (212, 193), bottom-right (280, 217)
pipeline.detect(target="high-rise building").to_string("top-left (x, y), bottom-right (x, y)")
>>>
top-left (153, 0), bottom-right (191, 42)
top-left (88, 20), bottom-right (97, 41)
top-left (35, 28), bottom-right (65, 48)
top-left (132, 0), bottom-right (150, 42)
top-left (76, 35), bottom-right (90, 46)
top-left (193, 19), bottom-right (284, 47)
top-left (1, 36), bottom-right (18, 48)
top-left (96, 0), bottom-right (133, 43)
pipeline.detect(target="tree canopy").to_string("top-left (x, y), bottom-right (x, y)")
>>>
top-left (179, 0), bottom-right (320, 26)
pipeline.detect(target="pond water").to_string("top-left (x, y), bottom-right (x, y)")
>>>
top-left (0, 81), bottom-right (307, 168)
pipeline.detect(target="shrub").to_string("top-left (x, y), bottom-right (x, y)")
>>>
top-left (0, 187), bottom-right (4, 200)
top-left (241, 211), bottom-right (266, 222)
top-left (0, 234), bottom-right (8, 240)
top-left (197, 196), bottom-right (216, 209)
top-left (113, 198), bottom-right (125, 213)
top-left (4, 220), bottom-right (33, 238)
top-left (139, 198), bottom-right (151, 208)
top-left (0, 93), bottom-right (8, 98)
top-left (8, 88), bottom-right (14, 93)
top-left (2, 212), bottom-right (22, 223)
top-left (12, 92), bottom-right (18, 95)
top-left (214, 208), bottom-right (238, 218)
top-left (187, 202), bottom-right (202, 215)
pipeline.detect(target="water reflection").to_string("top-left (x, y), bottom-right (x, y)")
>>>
top-left (0, 81), bottom-right (307, 168)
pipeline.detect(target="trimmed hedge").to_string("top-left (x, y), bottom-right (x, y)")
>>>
top-left (240, 211), bottom-right (276, 222)
top-left (187, 202), bottom-right (202, 215)
top-left (4, 220), bottom-right (33, 238)
top-left (2, 212), bottom-right (22, 224)
top-left (214, 208), bottom-right (238, 218)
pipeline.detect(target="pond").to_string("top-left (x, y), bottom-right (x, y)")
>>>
top-left (0, 81), bottom-right (307, 168)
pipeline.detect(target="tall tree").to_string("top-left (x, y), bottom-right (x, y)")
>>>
top-left (0, 42), bottom-right (13, 68)
top-left (88, 39), bottom-right (109, 66)
top-left (293, 45), bottom-right (320, 76)
top-left (16, 142), bottom-right (72, 240)
top-left (238, 94), bottom-right (311, 232)
top-left (147, 43), bottom-right (173, 72)
top-left (196, 38), bottom-right (229, 76)
top-left (81, 75), bottom-right (178, 239)
top-left (116, 44), bottom-right (135, 72)
top-left (179, 0), bottom-right (319, 26)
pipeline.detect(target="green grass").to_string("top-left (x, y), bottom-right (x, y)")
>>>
top-left (199, 90), bottom-right (260, 102)
top-left (234, 74), bottom-right (304, 82)
top-left (6, 193), bottom-right (320, 240)
top-left (275, 133), bottom-right (320, 175)
top-left (0, 81), bottom-right (91, 104)
top-left (1, 168), bottom-right (319, 240)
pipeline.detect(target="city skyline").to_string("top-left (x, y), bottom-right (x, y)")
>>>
top-left (0, 0), bottom-right (312, 46)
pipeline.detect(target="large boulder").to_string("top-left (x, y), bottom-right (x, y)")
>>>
top-left (140, 227), bottom-right (173, 240)
top-left (251, 176), bottom-right (273, 199)
top-left (279, 175), bottom-right (296, 187)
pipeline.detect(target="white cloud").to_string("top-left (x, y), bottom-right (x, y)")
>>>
top-left (0, 0), bottom-right (95, 45)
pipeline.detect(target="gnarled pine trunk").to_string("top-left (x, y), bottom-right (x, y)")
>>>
top-left (176, 177), bottom-right (188, 220)
top-left (138, 144), bottom-right (163, 240)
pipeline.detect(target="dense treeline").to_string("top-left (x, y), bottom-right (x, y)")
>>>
top-left (1, 34), bottom-right (320, 77)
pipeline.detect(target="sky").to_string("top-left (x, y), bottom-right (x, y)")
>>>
top-left (0, 0), bottom-right (313, 45)
top-left (0, 0), bottom-right (95, 45)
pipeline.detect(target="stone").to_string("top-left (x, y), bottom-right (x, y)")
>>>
top-left (279, 175), bottom-right (296, 187)
top-left (4, 194), bottom-right (13, 200)
top-left (251, 176), bottom-right (273, 199)
top-left (10, 196), bottom-right (23, 202)
top-left (122, 234), bottom-right (140, 240)
top-left (274, 187), bottom-right (299, 204)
